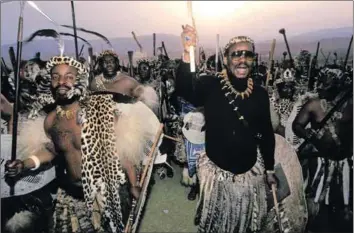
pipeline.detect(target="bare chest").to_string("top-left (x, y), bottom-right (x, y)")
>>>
top-left (50, 116), bottom-right (82, 152)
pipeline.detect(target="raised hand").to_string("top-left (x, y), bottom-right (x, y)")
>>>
top-left (181, 24), bottom-right (197, 53)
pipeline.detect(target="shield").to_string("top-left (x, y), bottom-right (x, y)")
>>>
top-left (263, 134), bottom-right (308, 233)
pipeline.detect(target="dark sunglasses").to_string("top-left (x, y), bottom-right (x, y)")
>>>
top-left (229, 50), bottom-right (255, 60)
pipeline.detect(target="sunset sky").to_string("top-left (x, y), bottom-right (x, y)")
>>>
top-left (1, 1), bottom-right (353, 45)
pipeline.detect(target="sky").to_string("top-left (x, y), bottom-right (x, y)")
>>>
top-left (1, 1), bottom-right (353, 46)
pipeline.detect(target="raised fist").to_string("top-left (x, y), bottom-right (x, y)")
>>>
top-left (181, 24), bottom-right (197, 53)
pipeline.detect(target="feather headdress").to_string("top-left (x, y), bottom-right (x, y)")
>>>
top-left (61, 24), bottom-right (113, 49)
top-left (60, 32), bottom-right (92, 48)
top-left (27, 1), bottom-right (64, 56)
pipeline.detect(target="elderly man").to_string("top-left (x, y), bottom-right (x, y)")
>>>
top-left (5, 55), bottom-right (155, 233)
top-left (175, 25), bottom-right (277, 233)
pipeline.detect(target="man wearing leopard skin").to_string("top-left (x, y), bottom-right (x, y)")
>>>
top-left (5, 55), bottom-right (154, 233)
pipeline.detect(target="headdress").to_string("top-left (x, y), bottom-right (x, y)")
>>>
top-left (223, 36), bottom-right (255, 56)
top-left (97, 50), bottom-right (119, 61)
top-left (46, 55), bottom-right (89, 100)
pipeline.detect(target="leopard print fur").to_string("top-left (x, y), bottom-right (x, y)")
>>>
top-left (29, 56), bottom-right (89, 119)
top-left (80, 94), bottom-right (127, 233)
top-left (270, 97), bottom-right (294, 127)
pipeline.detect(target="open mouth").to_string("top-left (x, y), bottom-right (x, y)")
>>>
top-left (57, 87), bottom-right (69, 94)
top-left (236, 66), bottom-right (248, 75)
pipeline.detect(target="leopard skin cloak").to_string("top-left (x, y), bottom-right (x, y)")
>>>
top-left (79, 93), bottom-right (158, 233)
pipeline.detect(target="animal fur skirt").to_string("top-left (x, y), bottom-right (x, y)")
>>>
top-left (195, 153), bottom-right (268, 233)
top-left (50, 187), bottom-right (124, 233)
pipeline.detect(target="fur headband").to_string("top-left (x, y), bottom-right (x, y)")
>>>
top-left (97, 50), bottom-right (119, 60)
top-left (223, 36), bottom-right (255, 56)
top-left (46, 55), bottom-right (88, 75)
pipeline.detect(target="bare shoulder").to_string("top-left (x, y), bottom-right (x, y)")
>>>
top-left (44, 110), bottom-right (56, 135)
top-left (303, 97), bottom-right (321, 112)
top-left (119, 73), bottom-right (139, 84)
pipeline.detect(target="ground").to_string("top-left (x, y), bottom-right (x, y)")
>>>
top-left (138, 163), bottom-right (198, 232)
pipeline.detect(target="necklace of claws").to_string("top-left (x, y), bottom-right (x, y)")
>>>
top-left (218, 69), bottom-right (254, 100)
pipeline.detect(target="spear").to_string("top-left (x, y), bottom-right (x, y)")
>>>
top-left (343, 35), bottom-right (353, 71)
top-left (6, 1), bottom-right (26, 196)
top-left (70, 1), bottom-right (79, 60)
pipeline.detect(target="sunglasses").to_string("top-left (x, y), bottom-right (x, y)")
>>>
top-left (229, 50), bottom-right (255, 61)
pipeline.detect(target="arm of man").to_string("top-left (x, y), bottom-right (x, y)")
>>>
top-left (5, 114), bottom-right (57, 176)
top-left (174, 24), bottom-right (212, 107)
top-left (121, 158), bottom-right (141, 200)
top-left (292, 99), bottom-right (325, 152)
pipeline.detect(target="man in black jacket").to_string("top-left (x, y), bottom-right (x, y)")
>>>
top-left (175, 25), bottom-right (277, 233)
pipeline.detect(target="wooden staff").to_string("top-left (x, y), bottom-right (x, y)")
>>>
top-left (343, 35), bottom-right (353, 71)
top-left (279, 28), bottom-right (293, 64)
top-left (128, 51), bottom-right (134, 77)
top-left (124, 124), bottom-right (164, 233)
top-left (215, 34), bottom-right (220, 72)
top-left (161, 41), bottom-right (169, 60)
top-left (265, 39), bottom-right (276, 89)
top-left (272, 184), bottom-right (284, 233)
top-left (187, 1), bottom-right (197, 73)
top-left (8, 47), bottom-right (17, 71)
top-left (1, 58), bottom-right (10, 76)
top-left (131, 31), bottom-right (143, 53)
top-left (153, 33), bottom-right (156, 56)
top-left (78, 44), bottom-right (85, 58)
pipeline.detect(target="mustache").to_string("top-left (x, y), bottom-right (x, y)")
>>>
top-left (53, 85), bottom-right (71, 92)
top-left (235, 62), bottom-right (250, 69)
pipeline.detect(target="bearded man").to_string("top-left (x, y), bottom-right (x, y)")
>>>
top-left (175, 25), bottom-right (277, 233)
top-left (5, 55), bottom-right (156, 233)
top-left (90, 50), bottom-right (158, 114)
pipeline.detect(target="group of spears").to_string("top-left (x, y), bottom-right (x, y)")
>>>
top-left (1, 19), bottom-right (353, 233)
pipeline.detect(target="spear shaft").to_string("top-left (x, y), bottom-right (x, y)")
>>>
top-left (9, 1), bottom-right (25, 196)
top-left (71, 1), bottom-right (79, 60)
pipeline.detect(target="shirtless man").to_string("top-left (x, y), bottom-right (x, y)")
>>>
top-left (6, 56), bottom-right (141, 233)
top-left (90, 50), bottom-right (158, 113)
top-left (292, 67), bottom-right (353, 232)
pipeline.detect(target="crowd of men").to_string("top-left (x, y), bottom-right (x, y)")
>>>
top-left (0, 24), bottom-right (353, 233)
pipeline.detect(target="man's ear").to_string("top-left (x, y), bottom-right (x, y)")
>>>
top-left (223, 57), bottom-right (228, 65)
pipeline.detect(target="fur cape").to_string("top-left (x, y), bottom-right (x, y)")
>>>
top-left (136, 85), bottom-right (159, 115)
top-left (16, 100), bottom-right (158, 167)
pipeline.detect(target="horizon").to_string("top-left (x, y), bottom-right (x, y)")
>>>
top-left (1, 1), bottom-right (353, 46)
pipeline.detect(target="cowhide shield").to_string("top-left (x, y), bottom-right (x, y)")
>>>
top-left (262, 134), bottom-right (308, 233)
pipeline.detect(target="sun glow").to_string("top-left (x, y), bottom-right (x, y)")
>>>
top-left (192, 1), bottom-right (246, 19)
